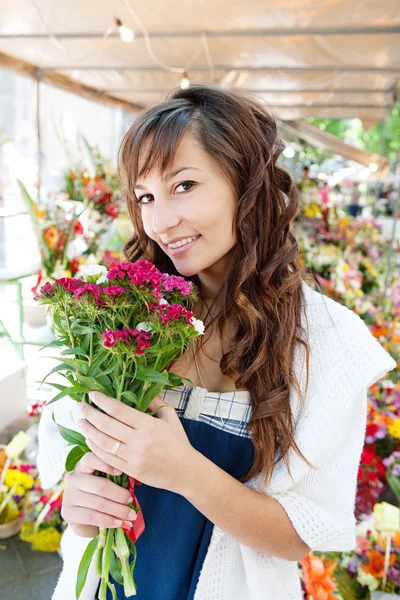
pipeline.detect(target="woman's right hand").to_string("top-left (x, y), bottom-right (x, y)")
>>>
top-left (62, 452), bottom-right (135, 538)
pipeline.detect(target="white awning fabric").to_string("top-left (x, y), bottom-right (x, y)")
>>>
top-left (0, 0), bottom-right (399, 124)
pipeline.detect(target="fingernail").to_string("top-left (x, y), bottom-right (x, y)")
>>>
top-left (113, 468), bottom-right (122, 475)
top-left (114, 519), bottom-right (123, 526)
top-left (128, 510), bottom-right (137, 520)
top-left (88, 392), bottom-right (96, 401)
top-left (127, 495), bottom-right (133, 503)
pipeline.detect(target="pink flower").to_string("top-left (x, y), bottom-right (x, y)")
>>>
top-left (102, 329), bottom-right (118, 348)
top-left (151, 303), bottom-right (194, 325)
top-left (57, 277), bottom-right (83, 292)
top-left (107, 260), bottom-right (162, 298)
top-left (101, 327), bottom-right (152, 355)
top-left (104, 286), bottom-right (125, 295)
top-left (161, 274), bottom-right (192, 296)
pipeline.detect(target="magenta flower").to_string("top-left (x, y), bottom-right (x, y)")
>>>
top-left (102, 329), bottom-right (118, 348)
top-left (107, 260), bottom-right (162, 299)
top-left (151, 303), bottom-right (194, 325)
top-left (101, 327), bottom-right (152, 355)
top-left (161, 274), bottom-right (192, 296)
top-left (104, 285), bottom-right (126, 295)
top-left (57, 277), bottom-right (83, 293)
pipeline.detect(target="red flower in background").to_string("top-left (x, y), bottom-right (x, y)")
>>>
top-left (105, 203), bottom-right (119, 218)
top-left (73, 220), bottom-right (84, 235)
top-left (69, 257), bottom-right (81, 274)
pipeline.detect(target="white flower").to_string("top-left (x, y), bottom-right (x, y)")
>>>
top-left (80, 265), bottom-right (108, 283)
top-left (356, 516), bottom-right (378, 540)
top-left (159, 298), bottom-right (168, 305)
top-left (136, 322), bottom-right (152, 332)
top-left (191, 317), bottom-right (205, 335)
top-left (357, 568), bottom-right (379, 592)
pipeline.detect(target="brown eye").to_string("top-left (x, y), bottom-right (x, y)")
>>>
top-left (174, 181), bottom-right (196, 194)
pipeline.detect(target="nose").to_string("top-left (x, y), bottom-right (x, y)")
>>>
top-left (152, 197), bottom-right (181, 237)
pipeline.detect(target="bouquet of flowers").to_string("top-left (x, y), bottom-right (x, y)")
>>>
top-left (35, 260), bottom-right (204, 599)
top-left (20, 481), bottom-right (66, 552)
top-left (0, 433), bottom-right (36, 536)
top-left (300, 504), bottom-right (400, 599)
top-left (18, 180), bottom-right (85, 286)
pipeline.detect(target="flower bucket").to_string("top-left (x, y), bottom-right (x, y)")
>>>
top-left (0, 517), bottom-right (21, 539)
top-left (371, 593), bottom-right (399, 599)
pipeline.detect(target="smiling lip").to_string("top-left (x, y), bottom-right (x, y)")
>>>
top-left (168, 235), bottom-right (201, 256)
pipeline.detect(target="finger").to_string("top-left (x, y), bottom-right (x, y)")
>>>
top-left (88, 392), bottom-right (149, 429)
top-left (63, 506), bottom-right (125, 529)
top-left (78, 451), bottom-right (122, 476)
top-left (76, 474), bottom-right (132, 505)
top-left (72, 490), bottom-right (137, 522)
top-left (147, 395), bottom-right (177, 423)
top-left (80, 403), bottom-right (132, 444)
top-left (79, 420), bottom-right (129, 460)
top-left (85, 438), bottom-right (128, 473)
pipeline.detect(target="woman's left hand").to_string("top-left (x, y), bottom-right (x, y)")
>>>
top-left (78, 391), bottom-right (198, 495)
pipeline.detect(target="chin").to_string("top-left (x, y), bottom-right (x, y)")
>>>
top-left (173, 263), bottom-right (200, 278)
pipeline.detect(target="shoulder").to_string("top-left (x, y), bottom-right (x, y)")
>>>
top-left (298, 280), bottom-right (397, 394)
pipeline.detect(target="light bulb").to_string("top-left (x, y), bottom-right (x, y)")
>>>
top-left (180, 73), bottom-right (190, 89)
top-left (283, 146), bottom-right (295, 158)
top-left (115, 18), bottom-right (134, 43)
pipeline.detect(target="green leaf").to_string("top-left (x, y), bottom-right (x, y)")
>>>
top-left (141, 382), bottom-right (167, 413)
top-left (61, 347), bottom-right (89, 358)
top-left (46, 384), bottom-right (88, 405)
top-left (167, 372), bottom-right (184, 386)
top-left (74, 374), bottom-right (113, 396)
top-left (121, 391), bottom-right (140, 406)
top-left (65, 445), bottom-right (90, 472)
top-left (37, 363), bottom-right (76, 388)
top-left (76, 535), bottom-right (99, 599)
top-left (134, 366), bottom-right (170, 385)
top-left (107, 583), bottom-right (117, 600)
top-left (109, 551), bottom-right (124, 585)
top-left (51, 355), bottom-right (89, 374)
top-left (70, 324), bottom-right (97, 335)
top-left (87, 351), bottom-right (109, 377)
top-left (52, 413), bottom-right (87, 446)
top-left (125, 534), bottom-right (138, 568)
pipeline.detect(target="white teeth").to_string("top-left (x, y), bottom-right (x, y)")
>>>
top-left (169, 235), bottom-right (199, 249)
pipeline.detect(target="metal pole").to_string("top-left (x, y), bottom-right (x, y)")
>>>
top-left (36, 75), bottom-right (42, 201)
top-left (381, 187), bottom-right (399, 309)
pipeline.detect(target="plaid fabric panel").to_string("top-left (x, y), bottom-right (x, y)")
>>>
top-left (160, 385), bottom-right (251, 439)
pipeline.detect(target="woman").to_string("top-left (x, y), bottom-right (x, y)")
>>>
top-left (38, 85), bottom-right (396, 600)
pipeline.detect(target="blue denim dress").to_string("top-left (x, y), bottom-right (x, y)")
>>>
top-left (104, 385), bottom-right (254, 600)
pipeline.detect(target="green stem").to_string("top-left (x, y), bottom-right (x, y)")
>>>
top-left (115, 528), bottom-right (137, 597)
top-left (117, 364), bottom-right (127, 400)
top-left (98, 528), bottom-right (114, 600)
top-left (95, 527), bottom-right (107, 575)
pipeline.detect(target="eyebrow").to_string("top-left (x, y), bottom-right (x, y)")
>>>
top-left (134, 167), bottom-right (201, 190)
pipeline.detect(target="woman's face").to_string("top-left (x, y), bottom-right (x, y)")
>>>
top-left (134, 132), bottom-right (237, 290)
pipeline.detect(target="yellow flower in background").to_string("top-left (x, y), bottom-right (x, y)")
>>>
top-left (31, 527), bottom-right (62, 552)
top-left (388, 421), bottom-right (400, 439)
top-left (34, 206), bottom-right (46, 220)
top-left (44, 226), bottom-right (58, 249)
top-left (4, 469), bottom-right (33, 492)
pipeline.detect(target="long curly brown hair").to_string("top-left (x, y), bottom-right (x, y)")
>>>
top-left (119, 84), bottom-right (313, 489)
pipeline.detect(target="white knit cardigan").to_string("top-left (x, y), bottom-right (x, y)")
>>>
top-left (37, 282), bottom-right (397, 600)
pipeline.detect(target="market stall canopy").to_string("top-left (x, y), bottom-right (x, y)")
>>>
top-left (279, 119), bottom-right (389, 171)
top-left (0, 0), bottom-right (399, 124)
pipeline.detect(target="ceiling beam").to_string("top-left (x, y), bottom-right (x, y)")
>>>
top-left (101, 87), bottom-right (396, 94)
top-left (0, 51), bottom-right (143, 113)
top-left (1, 25), bottom-right (399, 39)
top-left (43, 65), bottom-right (400, 73)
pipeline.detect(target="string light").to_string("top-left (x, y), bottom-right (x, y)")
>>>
top-left (180, 72), bottom-right (190, 89)
top-left (115, 18), bottom-right (134, 43)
